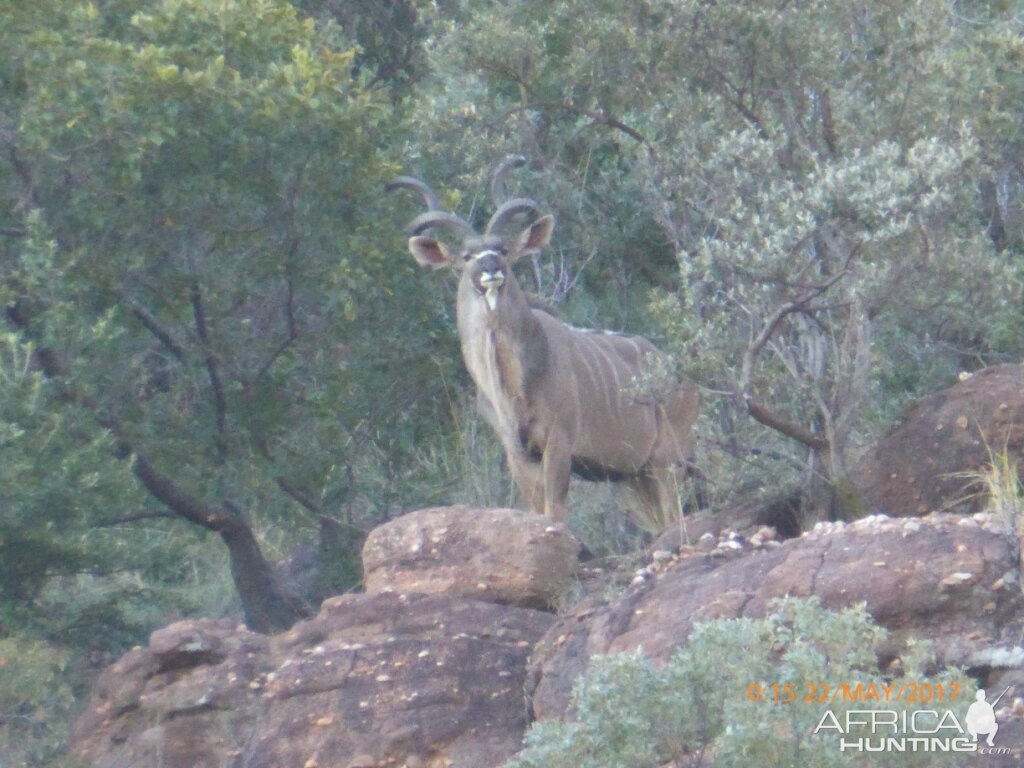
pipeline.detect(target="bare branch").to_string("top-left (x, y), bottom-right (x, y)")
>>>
top-left (128, 298), bottom-right (187, 364)
top-left (737, 241), bottom-right (864, 453)
top-left (130, 451), bottom-right (228, 530)
top-left (739, 300), bottom-right (805, 395)
top-left (253, 277), bottom-right (299, 384)
top-left (276, 475), bottom-right (323, 516)
top-left (190, 279), bottom-right (227, 458)
top-left (745, 399), bottom-right (829, 451)
top-left (498, 103), bottom-right (653, 153)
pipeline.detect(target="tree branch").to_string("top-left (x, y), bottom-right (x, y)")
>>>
top-left (744, 399), bottom-right (829, 451)
top-left (739, 299), bottom-right (805, 396)
top-left (737, 242), bottom-right (862, 453)
top-left (253, 277), bottom-right (298, 384)
top-left (125, 443), bottom-right (311, 632)
top-left (499, 103), bottom-right (653, 152)
top-left (6, 300), bottom-right (308, 633)
top-left (276, 475), bottom-right (324, 516)
top-left (190, 279), bottom-right (228, 458)
top-left (129, 450), bottom-right (228, 530)
top-left (128, 298), bottom-right (187, 364)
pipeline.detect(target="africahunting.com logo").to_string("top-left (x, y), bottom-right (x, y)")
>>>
top-left (812, 686), bottom-right (1012, 755)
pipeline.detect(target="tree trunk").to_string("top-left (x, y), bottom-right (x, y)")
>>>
top-left (221, 511), bottom-right (311, 634)
top-left (130, 454), bottom-right (312, 633)
top-left (806, 444), bottom-right (867, 523)
top-left (6, 301), bottom-right (311, 634)
top-left (980, 177), bottom-right (1007, 253)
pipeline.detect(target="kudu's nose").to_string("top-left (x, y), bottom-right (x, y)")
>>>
top-left (473, 252), bottom-right (506, 311)
top-left (480, 269), bottom-right (504, 288)
top-left (474, 251), bottom-right (505, 292)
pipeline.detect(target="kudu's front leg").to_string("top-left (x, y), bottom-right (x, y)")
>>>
top-left (507, 452), bottom-right (546, 517)
top-left (540, 429), bottom-right (572, 522)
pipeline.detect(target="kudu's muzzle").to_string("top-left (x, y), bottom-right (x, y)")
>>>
top-left (473, 251), bottom-right (506, 311)
top-left (479, 269), bottom-right (505, 289)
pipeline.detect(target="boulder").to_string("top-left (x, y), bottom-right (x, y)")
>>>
top-left (71, 592), bottom-right (554, 768)
top-left (528, 512), bottom-right (1024, 720)
top-left (71, 493), bottom-right (1024, 767)
top-left (362, 505), bottom-right (579, 609)
top-left (70, 618), bottom-right (270, 768)
top-left (852, 364), bottom-right (1024, 517)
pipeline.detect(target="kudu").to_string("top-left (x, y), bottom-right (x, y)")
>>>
top-left (388, 157), bottom-right (699, 523)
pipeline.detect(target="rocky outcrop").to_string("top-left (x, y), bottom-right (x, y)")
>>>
top-left (70, 506), bottom-right (569, 768)
top-left (70, 475), bottom-right (1024, 766)
top-left (852, 364), bottom-right (1024, 517)
top-left (363, 505), bottom-right (579, 609)
top-left (528, 513), bottom-right (1024, 720)
top-left (72, 592), bottom-right (553, 768)
top-left (71, 618), bottom-right (270, 768)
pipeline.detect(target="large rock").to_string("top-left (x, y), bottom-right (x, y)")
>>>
top-left (363, 505), bottom-right (579, 609)
top-left (852, 364), bottom-right (1024, 517)
top-left (70, 618), bottom-right (270, 768)
top-left (71, 592), bottom-right (554, 768)
top-left (528, 513), bottom-right (1024, 720)
top-left (71, 493), bottom-right (1024, 767)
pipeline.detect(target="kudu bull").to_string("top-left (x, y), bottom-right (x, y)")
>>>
top-left (388, 157), bottom-right (699, 523)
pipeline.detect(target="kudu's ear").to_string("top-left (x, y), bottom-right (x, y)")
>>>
top-left (408, 236), bottom-right (451, 270)
top-left (513, 215), bottom-right (554, 259)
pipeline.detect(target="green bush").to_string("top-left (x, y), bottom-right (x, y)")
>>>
top-left (508, 598), bottom-right (974, 768)
top-left (0, 636), bottom-right (76, 766)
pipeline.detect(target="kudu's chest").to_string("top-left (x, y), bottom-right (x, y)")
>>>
top-left (456, 290), bottom-right (543, 439)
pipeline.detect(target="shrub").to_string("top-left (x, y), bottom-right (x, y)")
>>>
top-left (508, 598), bottom-right (974, 768)
top-left (0, 636), bottom-right (76, 766)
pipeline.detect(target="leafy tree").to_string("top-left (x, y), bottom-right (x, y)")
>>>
top-left (0, 635), bottom-right (76, 766)
top-left (414, 0), bottom-right (1024, 521)
top-left (294, 0), bottom-right (430, 93)
top-left (0, 0), bottom-right (454, 637)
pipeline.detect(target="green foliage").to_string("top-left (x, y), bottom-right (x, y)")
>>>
top-left (0, 0), bottom-right (451, 595)
top-left (293, 0), bottom-right (430, 94)
top-left (0, 327), bottom-right (237, 763)
top-left (2, 0), bottom-right (1024, 760)
top-left (0, 636), bottom-right (76, 766)
top-left (0, 1), bottom-right (449, 760)
top-left (411, 0), bottom-right (1024, 519)
top-left (0, 330), bottom-right (157, 638)
top-left (507, 598), bottom-right (974, 768)
top-left (1, 0), bottom-right (453, 519)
